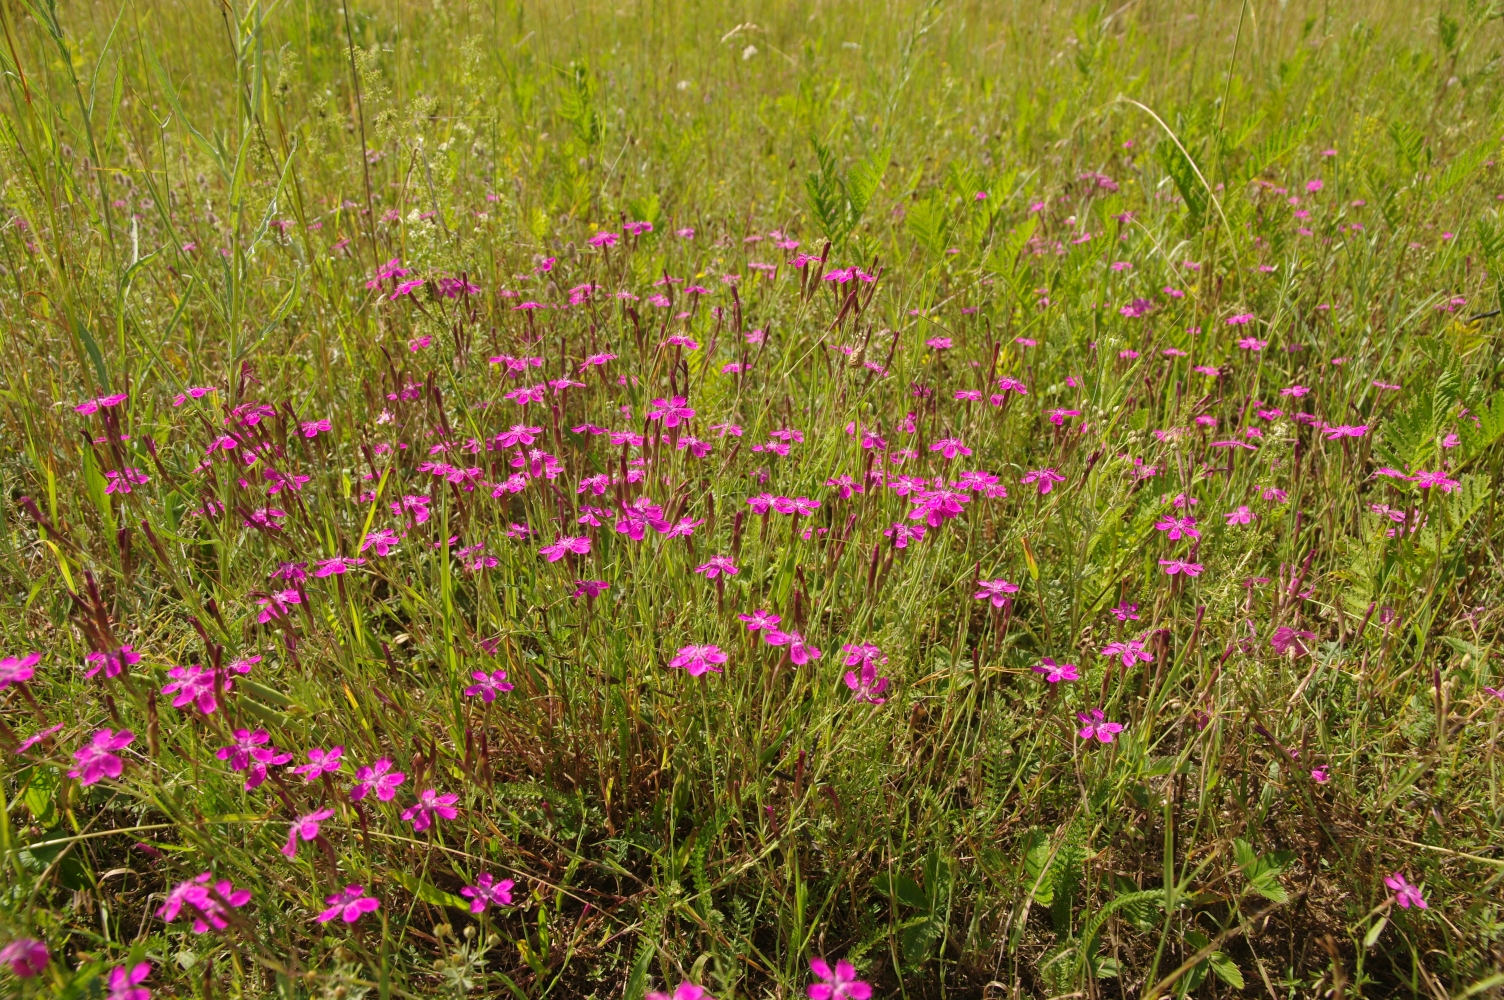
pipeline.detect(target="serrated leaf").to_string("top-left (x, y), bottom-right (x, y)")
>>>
top-left (1209, 951), bottom-right (1245, 989)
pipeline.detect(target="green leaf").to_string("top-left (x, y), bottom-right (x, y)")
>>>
top-left (1437, 143), bottom-right (1491, 197)
top-left (1388, 119), bottom-right (1427, 171)
top-left (1363, 916), bottom-right (1388, 948)
top-left (1237, 114), bottom-right (1318, 185)
top-left (1209, 951), bottom-right (1245, 989)
top-left (1157, 140), bottom-right (1207, 227)
top-left (393, 870), bottom-right (469, 911)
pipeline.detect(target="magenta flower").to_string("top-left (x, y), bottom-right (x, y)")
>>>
top-left (106, 963), bottom-right (152, 1000)
top-left (649, 984), bottom-right (712, 1000)
top-left (1033, 658), bottom-right (1079, 683)
top-left (1110, 602), bottom-right (1140, 622)
top-left (825, 474), bottom-right (864, 498)
top-left (1158, 558), bottom-right (1203, 576)
top-left (301, 418), bottom-right (332, 438)
top-left (158, 873), bottom-right (252, 932)
top-left (318, 884), bottom-right (380, 924)
top-left (974, 578), bottom-right (1019, 607)
top-left (695, 556), bottom-right (739, 578)
top-left (350, 758), bottom-right (406, 802)
top-left (0, 651), bottom-right (39, 688)
top-left (1154, 515), bottom-right (1199, 540)
top-left (161, 664), bottom-right (230, 715)
top-left (1384, 872), bottom-right (1427, 910)
top-left (540, 535), bottom-right (591, 562)
top-left (669, 645), bottom-right (728, 677)
top-left (282, 808), bottom-right (336, 859)
top-left (908, 488), bottom-right (970, 526)
top-left (845, 661), bottom-right (890, 704)
top-left (1077, 709), bottom-right (1124, 743)
top-left (808, 956), bottom-right (872, 1000)
top-left (402, 788), bottom-right (460, 832)
top-left (1269, 626), bottom-right (1316, 657)
top-left (929, 437), bottom-right (972, 460)
top-left (773, 496), bottom-right (822, 516)
top-left (1100, 638), bottom-right (1153, 667)
top-left (1225, 505), bottom-right (1254, 525)
top-left (1412, 470), bottom-right (1461, 492)
top-left (14, 723), bottom-right (64, 754)
top-left (84, 645), bottom-right (141, 679)
top-left (360, 529), bottom-right (401, 557)
top-left (313, 557), bottom-right (365, 577)
top-left (1311, 767), bottom-right (1330, 784)
top-left (216, 729), bottom-right (291, 789)
top-left (648, 396), bottom-right (696, 428)
top-left (256, 588), bottom-right (302, 623)
top-left (69, 728), bottom-right (134, 786)
top-left (841, 643), bottom-right (888, 669)
top-left (764, 630), bottom-right (822, 665)
top-left (292, 745), bottom-right (345, 780)
top-left (0, 938), bottom-right (48, 978)
top-left (738, 609), bottom-right (782, 631)
top-left (460, 872), bottom-right (515, 913)
top-left (746, 493), bottom-right (778, 514)
top-left (1020, 468), bottom-right (1067, 495)
top-left (464, 669), bottom-right (514, 702)
top-left (572, 580), bottom-right (609, 599)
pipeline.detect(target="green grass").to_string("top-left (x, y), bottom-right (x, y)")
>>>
top-left (2, 0), bottom-right (1504, 997)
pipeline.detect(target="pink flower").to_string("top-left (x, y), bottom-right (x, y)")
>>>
top-left (572, 580), bottom-right (609, 599)
top-left (649, 983), bottom-right (711, 1000)
top-left (1269, 626), bottom-right (1316, 656)
top-left (738, 609), bottom-right (782, 631)
top-left (292, 745), bottom-right (345, 780)
top-left (402, 788), bottom-right (460, 832)
top-left (69, 728), bottom-right (134, 785)
top-left (0, 651), bottom-right (40, 688)
top-left (1237, 337), bottom-right (1268, 351)
top-left (1020, 468), bottom-right (1067, 494)
top-left (695, 556), bottom-right (739, 578)
top-left (764, 630), bottom-right (822, 665)
top-left (1111, 602), bottom-right (1140, 622)
top-left (669, 645), bottom-right (728, 676)
top-left (773, 496), bottom-right (822, 516)
top-left (1077, 709), bottom-right (1124, 744)
top-left (105, 961), bottom-right (151, 1000)
top-left (282, 808), bottom-right (336, 859)
top-left (1158, 558), bottom-right (1203, 576)
top-left (974, 579), bottom-right (1019, 607)
top-left (540, 535), bottom-right (591, 562)
top-left (1033, 658), bottom-right (1079, 683)
top-left (1384, 872), bottom-right (1427, 909)
top-left (0, 939), bottom-right (48, 978)
top-left (161, 664), bottom-right (231, 715)
top-left (929, 437), bottom-right (972, 460)
top-left (1412, 470), bottom-right (1461, 492)
top-left (350, 758), bottom-right (406, 802)
top-left (461, 873), bottom-right (515, 913)
top-left (360, 529), bottom-right (400, 557)
top-left (1101, 639), bottom-right (1153, 668)
top-left (844, 661), bottom-right (890, 704)
top-left (648, 396), bottom-right (696, 428)
top-left (807, 956), bottom-right (872, 1000)
top-left (464, 669), bottom-right (514, 702)
top-left (1155, 515), bottom-right (1199, 540)
top-left (313, 557), bottom-right (365, 577)
top-left (908, 488), bottom-right (970, 526)
top-left (317, 884), bottom-right (380, 924)
top-left (1225, 505), bottom-right (1254, 525)
top-left (215, 729), bottom-right (292, 789)
top-left (1047, 408), bottom-right (1082, 426)
top-left (1311, 768), bottom-right (1330, 784)
top-left (158, 873), bottom-right (252, 932)
top-left (84, 645), bottom-right (141, 679)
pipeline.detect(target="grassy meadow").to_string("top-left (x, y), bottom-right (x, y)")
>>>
top-left (3, 0), bottom-right (1504, 996)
